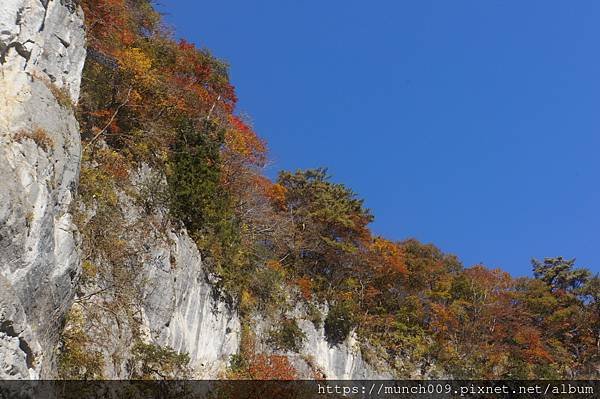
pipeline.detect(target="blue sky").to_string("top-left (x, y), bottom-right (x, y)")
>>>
top-left (162, 1), bottom-right (599, 276)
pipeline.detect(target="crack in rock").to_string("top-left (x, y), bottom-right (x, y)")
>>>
top-left (55, 34), bottom-right (70, 48)
top-left (0, 41), bottom-right (32, 64)
top-left (0, 320), bottom-right (35, 369)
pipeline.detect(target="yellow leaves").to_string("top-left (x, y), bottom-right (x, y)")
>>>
top-left (120, 47), bottom-right (151, 75)
top-left (240, 289), bottom-right (257, 315)
top-left (118, 47), bottom-right (157, 88)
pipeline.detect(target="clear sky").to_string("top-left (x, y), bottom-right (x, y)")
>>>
top-left (161, 0), bottom-right (599, 276)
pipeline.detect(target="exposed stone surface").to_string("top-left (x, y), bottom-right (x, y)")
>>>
top-left (0, 0), bottom-right (85, 379)
top-left (131, 168), bottom-right (240, 378)
top-left (293, 318), bottom-right (390, 379)
top-left (255, 303), bottom-right (392, 379)
top-left (142, 231), bottom-right (241, 378)
top-left (71, 165), bottom-right (240, 379)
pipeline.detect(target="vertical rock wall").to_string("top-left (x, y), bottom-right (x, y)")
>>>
top-left (0, 0), bottom-right (85, 379)
top-left (255, 304), bottom-right (392, 379)
top-left (142, 231), bottom-right (241, 378)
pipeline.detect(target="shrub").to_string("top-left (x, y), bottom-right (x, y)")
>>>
top-left (228, 353), bottom-right (247, 374)
top-left (58, 307), bottom-right (105, 380)
top-left (14, 128), bottom-right (54, 152)
top-left (268, 318), bottom-right (306, 353)
top-left (324, 301), bottom-right (358, 346)
top-left (167, 119), bottom-right (225, 236)
top-left (247, 266), bottom-right (286, 312)
top-left (132, 341), bottom-right (190, 379)
top-left (48, 82), bottom-right (74, 109)
top-left (306, 302), bottom-right (323, 328)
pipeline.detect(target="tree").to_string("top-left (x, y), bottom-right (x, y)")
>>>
top-left (533, 257), bottom-right (591, 293)
top-left (276, 168), bottom-right (373, 285)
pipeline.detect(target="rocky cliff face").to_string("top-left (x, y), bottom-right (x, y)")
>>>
top-left (290, 317), bottom-right (389, 379)
top-left (73, 166), bottom-right (385, 380)
top-left (253, 303), bottom-right (391, 380)
top-left (72, 167), bottom-right (242, 378)
top-left (0, 1), bottom-right (390, 380)
top-left (0, 0), bottom-right (85, 379)
top-left (142, 230), bottom-right (241, 377)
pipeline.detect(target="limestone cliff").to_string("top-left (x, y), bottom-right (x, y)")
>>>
top-left (0, 0), bottom-right (85, 379)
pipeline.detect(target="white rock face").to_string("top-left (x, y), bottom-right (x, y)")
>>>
top-left (143, 232), bottom-right (241, 378)
top-left (295, 318), bottom-right (389, 379)
top-left (76, 166), bottom-right (241, 379)
top-left (0, 0), bottom-right (85, 379)
top-left (255, 303), bottom-right (391, 379)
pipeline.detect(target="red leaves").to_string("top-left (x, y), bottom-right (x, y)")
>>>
top-left (224, 115), bottom-right (267, 167)
top-left (247, 354), bottom-right (297, 380)
top-left (515, 326), bottom-right (554, 364)
top-left (82, 0), bottom-right (130, 53)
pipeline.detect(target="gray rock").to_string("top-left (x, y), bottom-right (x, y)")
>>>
top-left (255, 303), bottom-right (392, 379)
top-left (142, 231), bottom-right (241, 378)
top-left (0, 0), bottom-right (85, 379)
top-left (71, 165), bottom-right (241, 379)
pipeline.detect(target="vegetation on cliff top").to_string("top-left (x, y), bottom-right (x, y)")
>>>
top-left (62, 0), bottom-right (599, 379)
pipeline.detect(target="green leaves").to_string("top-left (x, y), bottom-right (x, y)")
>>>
top-left (533, 257), bottom-right (591, 294)
top-left (324, 300), bottom-right (358, 345)
top-left (276, 168), bottom-right (373, 282)
top-left (132, 341), bottom-right (190, 379)
top-left (267, 318), bottom-right (306, 352)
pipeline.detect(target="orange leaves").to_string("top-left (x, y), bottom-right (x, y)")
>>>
top-left (368, 237), bottom-right (408, 277)
top-left (82, 0), bottom-right (238, 132)
top-left (515, 326), bottom-right (554, 364)
top-left (266, 259), bottom-right (283, 271)
top-left (430, 302), bottom-right (458, 337)
top-left (267, 184), bottom-right (287, 208)
top-left (296, 277), bottom-right (313, 300)
top-left (247, 354), bottom-right (297, 380)
top-left (363, 285), bottom-right (381, 304)
top-left (251, 176), bottom-right (287, 210)
top-left (224, 116), bottom-right (267, 167)
top-left (82, 0), bottom-right (131, 53)
top-left (95, 147), bottom-right (130, 182)
top-left (89, 109), bottom-right (121, 135)
top-left (463, 265), bottom-right (513, 294)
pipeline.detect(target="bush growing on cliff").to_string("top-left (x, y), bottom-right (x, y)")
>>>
top-left (166, 119), bottom-right (233, 241)
top-left (58, 307), bottom-right (105, 380)
top-left (13, 127), bottom-right (55, 153)
top-left (268, 318), bottom-right (306, 353)
top-left (132, 341), bottom-right (190, 380)
top-left (324, 301), bottom-right (358, 346)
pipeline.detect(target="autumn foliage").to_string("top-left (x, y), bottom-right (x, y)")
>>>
top-left (76, 0), bottom-right (599, 380)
